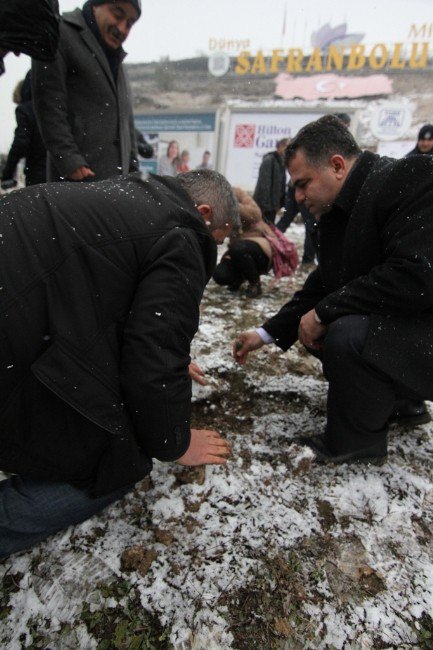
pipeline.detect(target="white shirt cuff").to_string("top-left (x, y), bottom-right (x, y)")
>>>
top-left (255, 327), bottom-right (274, 344)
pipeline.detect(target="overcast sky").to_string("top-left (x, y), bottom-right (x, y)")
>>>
top-left (0, 0), bottom-right (431, 152)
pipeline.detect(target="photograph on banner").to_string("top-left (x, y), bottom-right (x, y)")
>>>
top-left (135, 113), bottom-right (216, 176)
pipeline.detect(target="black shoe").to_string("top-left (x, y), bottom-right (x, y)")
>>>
top-left (245, 281), bottom-right (262, 298)
top-left (294, 433), bottom-right (387, 466)
top-left (389, 400), bottom-right (431, 427)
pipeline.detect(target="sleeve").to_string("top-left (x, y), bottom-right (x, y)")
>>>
top-left (315, 165), bottom-right (433, 324)
top-left (1, 106), bottom-right (31, 180)
top-left (31, 42), bottom-right (88, 178)
top-left (120, 227), bottom-right (207, 461)
top-left (263, 268), bottom-right (326, 350)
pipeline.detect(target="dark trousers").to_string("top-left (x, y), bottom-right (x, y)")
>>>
top-left (213, 239), bottom-right (270, 287)
top-left (276, 210), bottom-right (317, 263)
top-left (316, 315), bottom-right (422, 454)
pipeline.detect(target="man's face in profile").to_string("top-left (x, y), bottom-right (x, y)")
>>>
top-left (288, 149), bottom-right (343, 219)
top-left (93, 1), bottom-right (138, 50)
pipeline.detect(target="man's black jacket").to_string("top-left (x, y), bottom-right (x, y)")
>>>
top-left (0, 173), bottom-right (216, 495)
top-left (264, 151), bottom-right (433, 399)
top-left (253, 151), bottom-right (286, 213)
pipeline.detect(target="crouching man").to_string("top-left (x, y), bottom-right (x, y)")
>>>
top-left (234, 115), bottom-right (433, 465)
top-left (0, 169), bottom-right (238, 558)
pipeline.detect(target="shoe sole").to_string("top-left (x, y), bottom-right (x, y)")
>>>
top-left (390, 413), bottom-right (431, 427)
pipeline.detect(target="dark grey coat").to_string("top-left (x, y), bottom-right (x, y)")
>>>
top-left (264, 151), bottom-right (433, 399)
top-left (31, 8), bottom-right (136, 181)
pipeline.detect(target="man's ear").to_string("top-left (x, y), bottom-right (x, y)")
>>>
top-left (196, 204), bottom-right (212, 227)
top-left (329, 154), bottom-right (346, 179)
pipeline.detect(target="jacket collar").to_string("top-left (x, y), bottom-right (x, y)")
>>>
top-left (334, 151), bottom-right (380, 215)
top-left (63, 8), bottom-right (127, 91)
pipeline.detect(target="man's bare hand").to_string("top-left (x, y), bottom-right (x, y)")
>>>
top-left (68, 165), bottom-right (95, 181)
top-left (176, 429), bottom-right (231, 466)
top-left (189, 361), bottom-right (207, 386)
top-left (233, 330), bottom-right (264, 365)
top-left (298, 309), bottom-right (327, 350)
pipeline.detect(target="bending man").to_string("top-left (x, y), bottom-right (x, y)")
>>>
top-left (0, 169), bottom-right (238, 558)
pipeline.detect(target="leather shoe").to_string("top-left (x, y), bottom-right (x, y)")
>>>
top-left (294, 433), bottom-right (387, 465)
top-left (389, 400), bottom-right (431, 427)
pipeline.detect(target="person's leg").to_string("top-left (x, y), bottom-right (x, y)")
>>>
top-left (321, 315), bottom-right (395, 455)
top-left (0, 476), bottom-right (132, 559)
top-left (275, 211), bottom-right (294, 233)
top-left (301, 211), bottom-right (318, 264)
top-left (228, 239), bottom-right (269, 286)
top-left (212, 253), bottom-right (242, 289)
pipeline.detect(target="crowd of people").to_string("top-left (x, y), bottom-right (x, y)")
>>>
top-left (0, 0), bottom-right (432, 563)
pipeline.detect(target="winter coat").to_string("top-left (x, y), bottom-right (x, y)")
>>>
top-left (1, 74), bottom-right (46, 186)
top-left (0, 174), bottom-right (217, 496)
top-left (31, 8), bottom-right (137, 182)
top-left (253, 151), bottom-right (286, 214)
top-left (263, 151), bottom-right (433, 399)
top-left (0, 0), bottom-right (59, 66)
top-left (405, 145), bottom-right (433, 157)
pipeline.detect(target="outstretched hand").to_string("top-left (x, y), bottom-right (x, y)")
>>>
top-left (233, 330), bottom-right (264, 365)
top-left (176, 429), bottom-right (231, 466)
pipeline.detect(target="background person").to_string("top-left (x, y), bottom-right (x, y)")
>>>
top-left (158, 139), bottom-right (179, 176)
top-left (234, 115), bottom-right (433, 465)
top-left (213, 188), bottom-right (297, 298)
top-left (1, 71), bottom-right (47, 188)
top-left (177, 149), bottom-right (190, 174)
top-left (406, 124), bottom-right (433, 156)
top-left (31, 0), bottom-right (140, 182)
top-left (196, 150), bottom-right (213, 170)
top-left (253, 138), bottom-right (288, 224)
top-left (0, 169), bottom-right (239, 559)
top-left (275, 182), bottom-right (317, 266)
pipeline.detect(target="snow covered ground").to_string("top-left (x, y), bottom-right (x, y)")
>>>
top-left (1, 223), bottom-right (432, 649)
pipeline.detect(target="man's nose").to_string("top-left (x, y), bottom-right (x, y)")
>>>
top-left (118, 20), bottom-right (130, 39)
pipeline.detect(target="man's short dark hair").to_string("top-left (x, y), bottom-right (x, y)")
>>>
top-left (285, 115), bottom-right (361, 168)
top-left (177, 169), bottom-right (240, 230)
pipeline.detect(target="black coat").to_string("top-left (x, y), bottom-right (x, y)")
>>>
top-left (0, 174), bottom-right (216, 495)
top-left (253, 151), bottom-right (286, 213)
top-left (1, 101), bottom-right (47, 186)
top-left (0, 0), bottom-right (59, 63)
top-left (32, 9), bottom-right (136, 181)
top-left (264, 151), bottom-right (433, 399)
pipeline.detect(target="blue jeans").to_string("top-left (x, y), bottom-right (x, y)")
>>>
top-left (0, 476), bottom-right (132, 559)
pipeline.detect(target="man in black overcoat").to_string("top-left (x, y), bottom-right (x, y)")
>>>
top-left (234, 115), bottom-right (433, 464)
top-left (253, 138), bottom-right (288, 223)
top-left (0, 169), bottom-right (238, 558)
